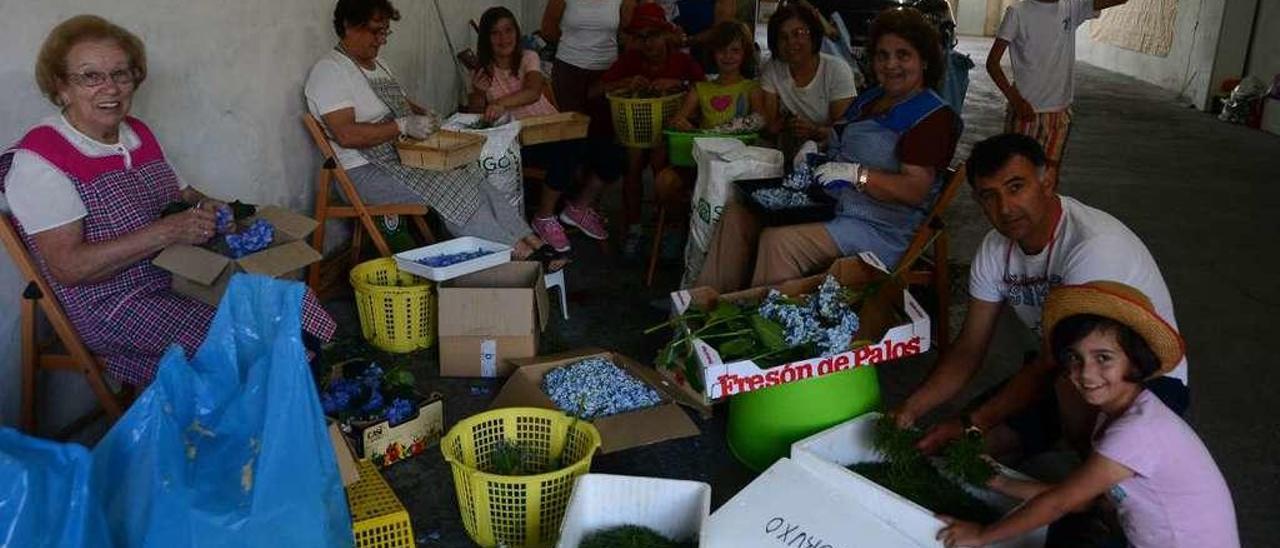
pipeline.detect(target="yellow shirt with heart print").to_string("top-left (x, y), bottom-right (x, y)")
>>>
top-left (694, 78), bottom-right (758, 129)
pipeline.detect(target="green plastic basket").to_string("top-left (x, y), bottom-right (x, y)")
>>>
top-left (727, 365), bottom-right (881, 471)
top-left (663, 130), bottom-right (759, 168)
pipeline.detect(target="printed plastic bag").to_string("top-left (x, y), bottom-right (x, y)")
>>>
top-left (90, 274), bottom-right (353, 547)
top-left (0, 428), bottom-right (108, 548)
top-left (682, 138), bottom-right (783, 287)
top-left (446, 113), bottom-right (525, 209)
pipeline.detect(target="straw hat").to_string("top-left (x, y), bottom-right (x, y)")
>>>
top-left (1041, 281), bottom-right (1185, 378)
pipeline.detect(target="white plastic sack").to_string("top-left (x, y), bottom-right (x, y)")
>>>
top-left (681, 138), bottom-right (784, 287)
top-left (445, 113), bottom-right (525, 209)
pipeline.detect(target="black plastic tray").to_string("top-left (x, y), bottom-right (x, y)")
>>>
top-left (735, 178), bottom-right (837, 227)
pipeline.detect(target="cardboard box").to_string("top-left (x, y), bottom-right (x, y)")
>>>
top-left (493, 348), bottom-right (701, 453)
top-left (557, 474), bottom-right (710, 548)
top-left (327, 420), bottom-right (361, 487)
top-left (337, 393), bottom-right (445, 468)
top-left (153, 206), bottom-right (322, 305)
top-left (700, 457), bottom-right (919, 547)
top-left (663, 254), bottom-right (931, 413)
top-left (789, 412), bottom-right (1048, 548)
top-left (437, 261), bottom-right (549, 377)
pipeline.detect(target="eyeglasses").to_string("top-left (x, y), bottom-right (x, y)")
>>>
top-left (66, 68), bottom-right (139, 88)
top-left (365, 23), bottom-right (393, 37)
top-left (780, 27), bottom-right (812, 41)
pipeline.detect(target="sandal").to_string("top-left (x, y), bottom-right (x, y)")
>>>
top-left (526, 243), bottom-right (570, 273)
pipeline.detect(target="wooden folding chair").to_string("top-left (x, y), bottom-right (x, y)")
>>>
top-left (302, 113), bottom-right (436, 291)
top-left (0, 214), bottom-right (131, 437)
top-left (896, 166), bottom-right (966, 352)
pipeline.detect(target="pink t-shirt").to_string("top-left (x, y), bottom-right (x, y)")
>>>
top-left (1094, 390), bottom-right (1239, 548)
top-left (472, 50), bottom-right (557, 119)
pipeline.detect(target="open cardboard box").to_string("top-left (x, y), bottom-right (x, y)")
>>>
top-left (663, 253), bottom-right (931, 414)
top-left (493, 348), bottom-right (701, 453)
top-left (153, 206), bottom-right (322, 305)
top-left (437, 261), bottom-right (549, 377)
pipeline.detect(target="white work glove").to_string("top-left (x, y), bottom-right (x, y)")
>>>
top-left (814, 161), bottom-right (862, 191)
top-left (792, 139), bottom-right (820, 168)
top-left (396, 115), bottom-right (439, 140)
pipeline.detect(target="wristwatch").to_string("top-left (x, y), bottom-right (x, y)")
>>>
top-left (854, 165), bottom-right (869, 193)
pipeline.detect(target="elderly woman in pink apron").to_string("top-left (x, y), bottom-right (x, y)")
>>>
top-left (0, 15), bottom-right (336, 387)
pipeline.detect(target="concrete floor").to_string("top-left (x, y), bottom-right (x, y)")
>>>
top-left (364, 36), bottom-right (1278, 546)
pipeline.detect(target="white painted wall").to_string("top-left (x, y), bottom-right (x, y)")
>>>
top-left (1074, 0), bottom-right (1228, 110)
top-left (0, 0), bottom-right (548, 432)
top-left (1246, 0), bottom-right (1280, 84)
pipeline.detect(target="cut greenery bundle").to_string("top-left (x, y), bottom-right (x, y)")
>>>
top-left (848, 416), bottom-right (1000, 524)
top-left (577, 525), bottom-right (696, 548)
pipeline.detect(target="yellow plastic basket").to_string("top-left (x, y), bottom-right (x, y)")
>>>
top-left (347, 459), bottom-right (415, 548)
top-left (350, 258), bottom-right (435, 353)
top-left (607, 92), bottom-right (684, 148)
top-left (441, 407), bottom-right (602, 548)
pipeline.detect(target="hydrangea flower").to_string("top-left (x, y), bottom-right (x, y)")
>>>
top-left (416, 249), bottom-right (490, 267)
top-left (214, 205), bottom-right (234, 234)
top-left (542, 357), bottom-right (662, 420)
top-left (752, 187), bottom-right (814, 209)
top-left (224, 219), bottom-right (274, 258)
top-left (385, 398), bottom-right (415, 426)
top-left (756, 277), bottom-right (860, 353)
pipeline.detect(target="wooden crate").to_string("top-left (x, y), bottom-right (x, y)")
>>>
top-left (395, 130), bottom-right (484, 171)
top-left (518, 112), bottom-right (590, 146)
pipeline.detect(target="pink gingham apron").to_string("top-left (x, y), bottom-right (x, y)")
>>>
top-left (0, 117), bottom-right (335, 386)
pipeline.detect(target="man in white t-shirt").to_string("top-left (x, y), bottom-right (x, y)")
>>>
top-left (893, 133), bottom-right (1189, 459)
top-left (986, 0), bottom-right (1128, 187)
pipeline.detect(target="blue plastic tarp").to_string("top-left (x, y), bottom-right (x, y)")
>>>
top-left (0, 274), bottom-right (353, 547)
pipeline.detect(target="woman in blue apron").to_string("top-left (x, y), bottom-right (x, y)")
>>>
top-left (696, 7), bottom-right (959, 292)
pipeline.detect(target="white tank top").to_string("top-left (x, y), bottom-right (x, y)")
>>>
top-left (555, 0), bottom-right (623, 71)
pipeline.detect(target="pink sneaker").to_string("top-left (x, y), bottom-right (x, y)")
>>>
top-left (531, 216), bottom-right (571, 252)
top-left (560, 203), bottom-right (609, 241)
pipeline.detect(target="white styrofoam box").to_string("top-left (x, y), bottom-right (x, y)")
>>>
top-left (702, 457), bottom-right (922, 547)
top-left (393, 236), bottom-right (510, 282)
top-left (557, 474), bottom-right (710, 547)
top-left (790, 413), bottom-right (1048, 548)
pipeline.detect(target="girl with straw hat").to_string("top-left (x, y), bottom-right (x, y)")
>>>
top-left (938, 281), bottom-right (1238, 548)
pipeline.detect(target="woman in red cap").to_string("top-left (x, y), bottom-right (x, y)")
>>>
top-left (598, 2), bottom-right (706, 257)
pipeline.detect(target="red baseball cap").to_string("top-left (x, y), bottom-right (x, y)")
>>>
top-left (626, 3), bottom-right (678, 34)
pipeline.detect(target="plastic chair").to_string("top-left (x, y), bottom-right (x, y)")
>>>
top-left (896, 166), bottom-right (966, 351)
top-left (302, 113), bottom-right (436, 292)
top-left (0, 214), bottom-right (132, 437)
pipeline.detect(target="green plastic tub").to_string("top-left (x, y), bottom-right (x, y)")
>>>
top-left (664, 130), bottom-right (759, 168)
top-left (726, 365), bottom-right (881, 471)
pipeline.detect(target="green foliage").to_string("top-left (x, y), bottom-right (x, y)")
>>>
top-left (577, 525), bottom-right (695, 548)
top-left (848, 462), bottom-right (1001, 524)
top-left (856, 416), bottom-right (1001, 524)
top-left (748, 314), bottom-right (787, 351)
top-left (941, 433), bottom-right (996, 487)
top-left (485, 438), bottom-right (530, 476)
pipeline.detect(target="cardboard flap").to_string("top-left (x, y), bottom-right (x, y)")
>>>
top-left (489, 366), bottom-right (558, 408)
top-left (438, 288), bottom-right (537, 336)
top-left (255, 206), bottom-right (319, 242)
top-left (327, 421), bottom-right (361, 487)
top-left (237, 240), bottom-right (322, 277)
top-left (439, 261), bottom-right (544, 336)
top-left (534, 266), bottom-right (549, 332)
top-left (153, 245), bottom-right (232, 286)
top-left (592, 404), bottom-right (699, 453)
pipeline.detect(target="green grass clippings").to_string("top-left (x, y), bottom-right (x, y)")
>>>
top-left (578, 525), bottom-right (695, 548)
